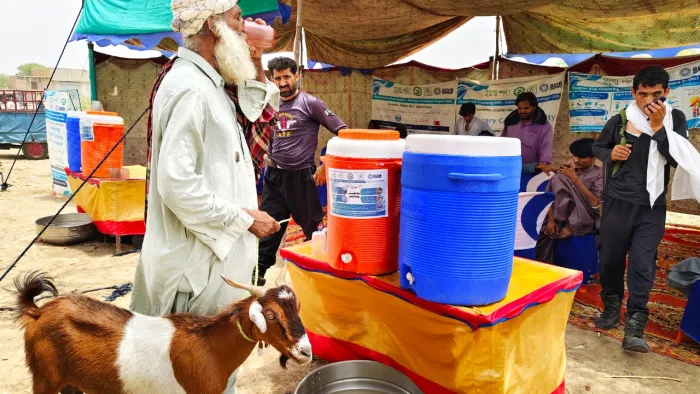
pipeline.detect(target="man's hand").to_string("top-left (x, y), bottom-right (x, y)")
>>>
top-left (246, 18), bottom-right (267, 60)
top-left (314, 165), bottom-right (327, 186)
top-left (644, 101), bottom-right (666, 133)
top-left (559, 163), bottom-right (578, 182)
top-left (611, 144), bottom-right (632, 162)
top-left (243, 209), bottom-right (281, 239)
top-left (544, 220), bottom-right (559, 237)
top-left (536, 162), bottom-right (553, 176)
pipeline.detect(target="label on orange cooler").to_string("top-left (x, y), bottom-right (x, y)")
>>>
top-left (80, 120), bottom-right (95, 141)
top-left (329, 169), bottom-right (388, 219)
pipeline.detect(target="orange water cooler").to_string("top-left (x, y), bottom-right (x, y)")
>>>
top-left (321, 130), bottom-right (405, 275)
top-left (79, 111), bottom-right (125, 178)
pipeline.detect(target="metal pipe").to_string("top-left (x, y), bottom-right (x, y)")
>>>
top-left (293, 0), bottom-right (303, 66)
top-left (88, 42), bottom-right (97, 101)
top-left (492, 16), bottom-right (501, 80)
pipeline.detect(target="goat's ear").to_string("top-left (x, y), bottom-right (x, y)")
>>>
top-left (248, 301), bottom-right (267, 333)
top-left (221, 274), bottom-right (265, 297)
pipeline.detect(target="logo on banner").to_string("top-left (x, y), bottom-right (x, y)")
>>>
top-left (442, 88), bottom-right (454, 94)
top-left (434, 88), bottom-right (442, 95)
top-left (413, 87), bottom-right (422, 96)
top-left (539, 83), bottom-right (549, 93)
top-left (395, 114), bottom-right (402, 122)
top-left (514, 86), bottom-right (525, 96)
top-left (680, 67), bottom-right (692, 77)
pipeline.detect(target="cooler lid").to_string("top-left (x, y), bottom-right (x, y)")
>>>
top-left (79, 113), bottom-right (124, 125)
top-left (67, 111), bottom-right (85, 119)
top-left (326, 129), bottom-right (405, 159)
top-left (405, 134), bottom-right (521, 157)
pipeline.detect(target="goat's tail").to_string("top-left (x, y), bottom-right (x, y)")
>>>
top-left (13, 271), bottom-right (58, 326)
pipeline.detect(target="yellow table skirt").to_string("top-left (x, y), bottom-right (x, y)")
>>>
top-left (281, 243), bottom-right (581, 394)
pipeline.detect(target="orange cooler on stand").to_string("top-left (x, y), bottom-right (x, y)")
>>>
top-left (321, 130), bottom-right (405, 275)
top-left (79, 111), bottom-right (125, 178)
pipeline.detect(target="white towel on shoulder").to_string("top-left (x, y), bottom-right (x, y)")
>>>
top-left (625, 101), bottom-right (700, 207)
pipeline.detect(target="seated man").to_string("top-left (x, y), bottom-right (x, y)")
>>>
top-left (455, 102), bottom-right (494, 136)
top-left (536, 138), bottom-right (603, 264)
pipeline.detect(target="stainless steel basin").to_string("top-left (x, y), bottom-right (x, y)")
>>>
top-left (35, 213), bottom-right (98, 245)
top-left (295, 360), bottom-right (424, 394)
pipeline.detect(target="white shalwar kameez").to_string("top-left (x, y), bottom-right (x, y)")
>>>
top-left (130, 47), bottom-right (277, 393)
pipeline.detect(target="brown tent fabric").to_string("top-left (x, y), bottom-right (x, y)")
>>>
top-left (503, 1), bottom-right (700, 54)
top-left (568, 53), bottom-right (700, 76)
top-left (271, 0), bottom-right (700, 68)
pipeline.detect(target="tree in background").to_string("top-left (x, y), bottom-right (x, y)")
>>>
top-left (17, 63), bottom-right (46, 76)
top-left (0, 74), bottom-right (8, 89)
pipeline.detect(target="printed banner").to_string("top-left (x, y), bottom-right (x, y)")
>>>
top-left (44, 90), bottom-right (79, 196)
top-left (371, 78), bottom-right (457, 134)
top-left (569, 60), bottom-right (700, 132)
top-left (456, 72), bottom-right (566, 134)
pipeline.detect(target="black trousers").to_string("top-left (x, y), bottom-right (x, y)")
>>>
top-left (599, 196), bottom-right (666, 317)
top-left (257, 166), bottom-right (324, 277)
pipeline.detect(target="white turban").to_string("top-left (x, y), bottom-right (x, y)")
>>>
top-left (171, 0), bottom-right (238, 36)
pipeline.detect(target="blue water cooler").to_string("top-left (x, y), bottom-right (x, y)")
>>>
top-left (399, 135), bottom-right (522, 306)
top-left (66, 111), bottom-right (84, 172)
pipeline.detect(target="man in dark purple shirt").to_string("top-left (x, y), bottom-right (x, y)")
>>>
top-left (258, 57), bottom-right (347, 282)
top-left (501, 92), bottom-right (554, 175)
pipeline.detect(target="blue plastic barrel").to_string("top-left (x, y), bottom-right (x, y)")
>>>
top-left (399, 135), bottom-right (521, 306)
top-left (553, 234), bottom-right (599, 284)
top-left (66, 111), bottom-right (84, 172)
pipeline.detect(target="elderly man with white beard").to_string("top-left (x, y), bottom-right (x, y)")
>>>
top-left (130, 1), bottom-right (281, 391)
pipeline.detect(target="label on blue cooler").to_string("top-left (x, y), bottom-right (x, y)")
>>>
top-left (329, 169), bottom-right (388, 219)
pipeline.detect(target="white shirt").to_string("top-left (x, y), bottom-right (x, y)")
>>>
top-left (454, 115), bottom-right (493, 136)
top-left (130, 48), bottom-right (277, 316)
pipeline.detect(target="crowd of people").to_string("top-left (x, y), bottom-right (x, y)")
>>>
top-left (125, 6), bottom-right (697, 394)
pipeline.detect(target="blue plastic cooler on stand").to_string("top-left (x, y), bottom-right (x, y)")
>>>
top-left (399, 135), bottom-right (522, 306)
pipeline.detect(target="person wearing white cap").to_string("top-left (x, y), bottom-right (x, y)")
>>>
top-left (130, 2), bottom-right (281, 391)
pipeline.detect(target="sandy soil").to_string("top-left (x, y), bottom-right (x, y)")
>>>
top-left (0, 150), bottom-right (698, 393)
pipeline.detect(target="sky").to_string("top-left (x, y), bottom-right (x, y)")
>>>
top-left (0, 0), bottom-right (499, 76)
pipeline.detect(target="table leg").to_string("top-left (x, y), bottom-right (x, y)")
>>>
top-left (116, 235), bottom-right (122, 254)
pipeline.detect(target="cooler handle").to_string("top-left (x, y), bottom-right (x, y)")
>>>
top-left (448, 173), bottom-right (503, 182)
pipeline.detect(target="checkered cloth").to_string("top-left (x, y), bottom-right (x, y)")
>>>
top-left (145, 57), bottom-right (275, 223)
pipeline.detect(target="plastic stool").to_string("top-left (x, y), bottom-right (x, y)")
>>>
top-left (553, 234), bottom-right (599, 284)
top-left (676, 282), bottom-right (700, 345)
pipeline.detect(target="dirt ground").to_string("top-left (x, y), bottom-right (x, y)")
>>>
top-left (0, 150), bottom-right (698, 393)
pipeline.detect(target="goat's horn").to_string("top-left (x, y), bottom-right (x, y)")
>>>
top-left (274, 260), bottom-right (288, 288)
top-left (221, 274), bottom-right (266, 297)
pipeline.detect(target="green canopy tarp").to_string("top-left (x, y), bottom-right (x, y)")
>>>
top-left (75, 0), bottom-right (280, 35)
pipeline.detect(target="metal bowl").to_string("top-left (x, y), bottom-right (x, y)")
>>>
top-left (35, 213), bottom-right (98, 245)
top-left (295, 360), bottom-right (424, 394)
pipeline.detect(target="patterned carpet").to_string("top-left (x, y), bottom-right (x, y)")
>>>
top-left (568, 226), bottom-right (700, 366)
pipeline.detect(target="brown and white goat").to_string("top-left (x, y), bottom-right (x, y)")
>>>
top-left (14, 268), bottom-right (311, 394)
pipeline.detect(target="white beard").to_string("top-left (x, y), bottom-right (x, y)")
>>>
top-left (211, 19), bottom-right (257, 85)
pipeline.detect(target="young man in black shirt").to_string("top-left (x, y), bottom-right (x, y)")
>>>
top-left (592, 66), bottom-right (688, 353)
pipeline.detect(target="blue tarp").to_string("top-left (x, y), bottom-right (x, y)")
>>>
top-left (0, 113), bottom-right (47, 144)
top-left (505, 44), bottom-right (700, 67)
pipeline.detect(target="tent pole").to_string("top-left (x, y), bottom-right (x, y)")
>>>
top-left (88, 42), bottom-right (97, 101)
top-left (492, 15), bottom-right (501, 80)
top-left (293, 0), bottom-right (303, 67)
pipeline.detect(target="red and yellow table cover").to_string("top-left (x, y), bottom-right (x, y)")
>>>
top-left (280, 243), bottom-right (582, 394)
top-left (65, 166), bottom-right (146, 236)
